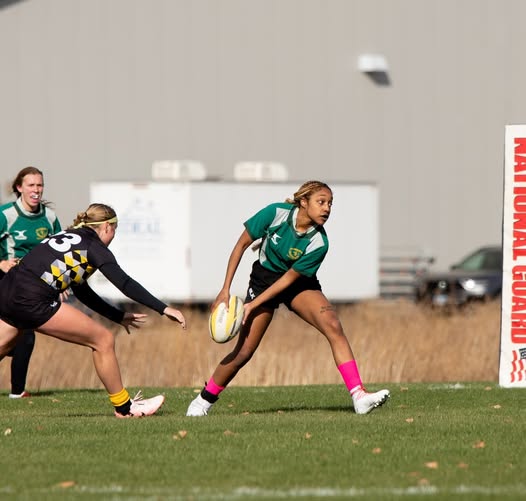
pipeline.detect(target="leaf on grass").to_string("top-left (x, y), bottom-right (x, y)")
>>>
top-left (305, 433), bottom-right (312, 439)
top-left (4, 428), bottom-right (12, 436)
top-left (277, 410), bottom-right (284, 414)
top-left (372, 448), bottom-right (381, 454)
top-left (457, 462), bottom-right (469, 469)
top-left (172, 430), bottom-right (188, 440)
top-left (57, 481), bottom-right (75, 488)
top-left (493, 404), bottom-right (501, 409)
top-left (242, 411), bottom-right (250, 416)
top-left (400, 386), bottom-right (409, 392)
top-left (223, 430), bottom-right (236, 436)
top-left (52, 399), bottom-right (60, 403)
top-left (352, 438), bottom-right (360, 445)
top-left (405, 417), bottom-right (414, 423)
top-left (193, 389), bottom-right (200, 394)
top-left (407, 471), bottom-right (421, 478)
top-left (418, 478), bottom-right (430, 486)
top-left (484, 386), bottom-right (493, 391)
top-left (424, 461), bottom-right (438, 469)
top-left (472, 440), bottom-right (485, 449)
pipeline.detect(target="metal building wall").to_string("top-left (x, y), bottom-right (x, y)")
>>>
top-left (0, 0), bottom-right (523, 270)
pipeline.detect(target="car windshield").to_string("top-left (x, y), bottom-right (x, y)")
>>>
top-left (454, 248), bottom-right (502, 271)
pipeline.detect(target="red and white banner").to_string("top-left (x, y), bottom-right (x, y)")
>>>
top-left (500, 125), bottom-right (526, 387)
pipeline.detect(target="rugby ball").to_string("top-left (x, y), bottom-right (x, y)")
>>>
top-left (209, 295), bottom-right (245, 344)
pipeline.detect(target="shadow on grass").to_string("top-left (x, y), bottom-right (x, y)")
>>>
top-left (167, 404), bottom-right (357, 417)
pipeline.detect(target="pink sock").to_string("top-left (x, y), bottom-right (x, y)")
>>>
top-left (205, 378), bottom-right (225, 396)
top-left (338, 360), bottom-right (363, 394)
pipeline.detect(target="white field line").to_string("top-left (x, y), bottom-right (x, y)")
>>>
top-left (5, 483), bottom-right (524, 499)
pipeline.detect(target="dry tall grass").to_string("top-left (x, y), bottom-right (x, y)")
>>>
top-left (0, 300), bottom-right (501, 391)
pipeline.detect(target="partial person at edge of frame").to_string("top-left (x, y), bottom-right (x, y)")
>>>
top-left (186, 180), bottom-right (390, 417)
top-left (0, 203), bottom-right (187, 418)
top-left (0, 166), bottom-right (62, 399)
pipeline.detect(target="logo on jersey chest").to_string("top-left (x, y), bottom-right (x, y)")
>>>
top-left (11, 227), bottom-right (49, 241)
top-left (36, 228), bottom-right (49, 240)
top-left (13, 230), bottom-right (27, 240)
top-left (270, 233), bottom-right (281, 245)
top-left (287, 248), bottom-right (303, 260)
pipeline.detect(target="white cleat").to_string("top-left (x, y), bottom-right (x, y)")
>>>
top-left (114, 391), bottom-right (165, 418)
top-left (186, 394), bottom-right (214, 417)
top-left (9, 391), bottom-right (31, 399)
top-left (352, 388), bottom-right (390, 415)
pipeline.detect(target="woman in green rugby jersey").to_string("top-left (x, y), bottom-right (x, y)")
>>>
top-left (187, 180), bottom-right (389, 417)
top-left (0, 167), bottom-right (62, 398)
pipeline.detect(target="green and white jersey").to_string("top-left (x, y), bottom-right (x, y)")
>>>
top-left (244, 202), bottom-right (329, 277)
top-left (0, 198), bottom-right (62, 261)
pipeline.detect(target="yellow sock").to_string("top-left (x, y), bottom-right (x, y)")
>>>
top-left (109, 388), bottom-right (130, 407)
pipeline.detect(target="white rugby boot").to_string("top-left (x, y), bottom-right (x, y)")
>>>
top-left (114, 391), bottom-right (165, 418)
top-left (352, 387), bottom-right (390, 415)
top-left (186, 394), bottom-right (214, 416)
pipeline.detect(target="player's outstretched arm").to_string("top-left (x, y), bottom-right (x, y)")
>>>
top-left (163, 306), bottom-right (187, 329)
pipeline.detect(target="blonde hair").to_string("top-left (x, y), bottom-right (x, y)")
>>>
top-left (70, 203), bottom-right (117, 229)
top-left (285, 180), bottom-right (332, 206)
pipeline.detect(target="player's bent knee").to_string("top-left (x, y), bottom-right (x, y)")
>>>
top-left (320, 316), bottom-right (343, 336)
top-left (92, 329), bottom-right (116, 352)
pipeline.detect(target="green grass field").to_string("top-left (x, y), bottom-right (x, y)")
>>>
top-left (0, 383), bottom-right (524, 500)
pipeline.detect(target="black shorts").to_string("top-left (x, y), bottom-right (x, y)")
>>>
top-left (0, 267), bottom-right (61, 330)
top-left (245, 260), bottom-right (322, 310)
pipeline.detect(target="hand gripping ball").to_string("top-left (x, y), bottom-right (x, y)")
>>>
top-left (208, 295), bottom-right (245, 343)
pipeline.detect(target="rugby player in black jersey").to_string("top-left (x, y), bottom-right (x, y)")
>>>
top-left (0, 203), bottom-right (186, 417)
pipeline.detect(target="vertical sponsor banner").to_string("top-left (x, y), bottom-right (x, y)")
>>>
top-left (500, 125), bottom-right (526, 387)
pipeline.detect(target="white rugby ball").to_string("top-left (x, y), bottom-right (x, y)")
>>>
top-left (209, 295), bottom-right (245, 344)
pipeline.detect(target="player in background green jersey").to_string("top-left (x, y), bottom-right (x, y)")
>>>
top-left (187, 180), bottom-right (390, 416)
top-left (0, 167), bottom-right (61, 398)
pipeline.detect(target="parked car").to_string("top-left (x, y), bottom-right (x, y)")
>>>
top-left (415, 245), bottom-right (502, 307)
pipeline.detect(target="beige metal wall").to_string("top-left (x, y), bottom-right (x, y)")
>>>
top-left (0, 0), bottom-right (522, 270)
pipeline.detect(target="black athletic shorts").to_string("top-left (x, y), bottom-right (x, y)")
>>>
top-left (245, 260), bottom-right (322, 310)
top-left (0, 266), bottom-right (61, 330)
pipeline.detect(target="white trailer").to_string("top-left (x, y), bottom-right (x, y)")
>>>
top-left (88, 181), bottom-right (379, 303)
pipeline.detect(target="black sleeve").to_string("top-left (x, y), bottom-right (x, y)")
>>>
top-left (72, 282), bottom-right (125, 324)
top-left (98, 262), bottom-right (167, 315)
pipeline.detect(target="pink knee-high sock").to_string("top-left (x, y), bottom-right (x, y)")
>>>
top-left (338, 360), bottom-right (363, 394)
top-left (205, 378), bottom-right (225, 396)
